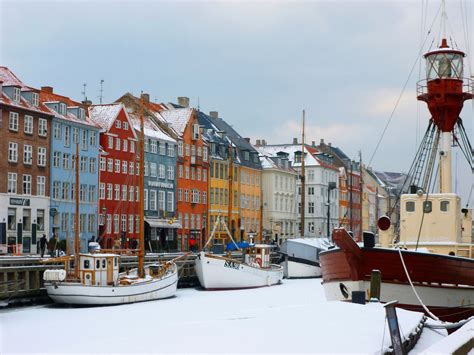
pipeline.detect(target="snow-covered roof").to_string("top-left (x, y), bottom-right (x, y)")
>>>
top-left (159, 107), bottom-right (194, 136)
top-left (255, 146), bottom-right (295, 173)
top-left (258, 144), bottom-right (321, 168)
top-left (129, 113), bottom-right (176, 143)
top-left (88, 103), bottom-right (124, 131)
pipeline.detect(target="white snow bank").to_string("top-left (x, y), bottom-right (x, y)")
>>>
top-left (0, 279), bottom-right (428, 354)
top-left (419, 319), bottom-right (473, 354)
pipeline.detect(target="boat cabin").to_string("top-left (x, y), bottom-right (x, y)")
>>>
top-left (245, 244), bottom-right (272, 268)
top-left (74, 253), bottom-right (120, 286)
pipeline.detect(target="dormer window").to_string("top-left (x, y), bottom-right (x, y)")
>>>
top-left (59, 103), bottom-right (67, 115)
top-left (115, 120), bottom-right (121, 129)
top-left (32, 93), bottom-right (39, 107)
top-left (78, 108), bottom-right (85, 120)
top-left (13, 87), bottom-right (20, 103)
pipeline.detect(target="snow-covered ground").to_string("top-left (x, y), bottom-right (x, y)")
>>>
top-left (1, 279), bottom-right (445, 354)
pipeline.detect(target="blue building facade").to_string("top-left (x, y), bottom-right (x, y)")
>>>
top-left (42, 91), bottom-right (100, 252)
top-left (136, 118), bottom-right (178, 251)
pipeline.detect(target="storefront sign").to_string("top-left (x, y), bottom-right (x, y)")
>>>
top-left (10, 198), bottom-right (30, 206)
top-left (148, 181), bottom-right (174, 189)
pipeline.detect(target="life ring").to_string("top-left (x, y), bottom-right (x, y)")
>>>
top-left (256, 257), bottom-right (262, 267)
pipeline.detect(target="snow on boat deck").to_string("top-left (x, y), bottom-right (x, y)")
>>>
top-left (1, 279), bottom-right (438, 353)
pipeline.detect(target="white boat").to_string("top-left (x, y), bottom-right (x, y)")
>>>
top-left (194, 216), bottom-right (283, 289)
top-left (195, 246), bottom-right (283, 290)
top-left (279, 237), bottom-right (331, 278)
top-left (44, 253), bottom-right (178, 305)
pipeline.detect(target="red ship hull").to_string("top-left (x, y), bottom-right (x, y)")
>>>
top-left (320, 229), bottom-right (474, 323)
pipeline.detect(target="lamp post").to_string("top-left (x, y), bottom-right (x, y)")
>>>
top-left (327, 182), bottom-right (337, 239)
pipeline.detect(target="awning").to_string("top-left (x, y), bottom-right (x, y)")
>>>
top-left (145, 218), bottom-right (182, 229)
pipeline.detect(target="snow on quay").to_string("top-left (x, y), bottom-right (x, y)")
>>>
top-left (1, 279), bottom-right (446, 354)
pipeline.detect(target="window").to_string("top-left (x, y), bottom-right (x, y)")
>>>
top-left (90, 131), bottom-right (97, 147)
top-left (80, 156), bottom-right (87, 172)
top-left (159, 164), bottom-right (165, 179)
top-left (107, 158), bottom-right (113, 172)
top-left (136, 186), bottom-right (139, 202)
top-left (72, 127), bottom-right (79, 144)
top-left (61, 182), bottom-right (69, 200)
top-left (8, 173), bottom-right (17, 193)
top-left (115, 137), bottom-right (121, 150)
top-left (108, 136), bottom-right (114, 149)
top-left (107, 183), bottom-right (112, 200)
top-left (130, 141), bottom-right (135, 153)
top-left (99, 157), bottom-right (105, 171)
top-left (191, 167), bottom-right (195, 180)
top-left (23, 145), bottom-right (32, 165)
top-left (185, 166), bottom-right (189, 179)
top-left (149, 190), bottom-right (157, 211)
top-left (191, 145), bottom-right (196, 156)
top-left (59, 103), bottom-right (66, 115)
top-left (37, 147), bottom-right (47, 167)
top-left (123, 122), bottom-right (128, 130)
top-left (122, 161), bottom-right (127, 174)
top-left (89, 158), bottom-right (96, 173)
top-left (406, 201), bottom-right (415, 212)
top-left (8, 208), bottom-right (16, 230)
top-left (114, 214), bottom-right (119, 233)
top-left (12, 87), bottom-right (20, 102)
top-left (308, 202), bottom-right (315, 214)
top-left (308, 187), bottom-right (314, 195)
top-left (9, 112), bottom-right (19, 131)
top-left (115, 159), bottom-right (120, 173)
top-left (114, 184), bottom-right (120, 200)
top-left (150, 140), bottom-right (157, 153)
top-left (167, 166), bottom-right (174, 180)
top-left (23, 209), bottom-right (31, 231)
top-left (32, 92), bottom-right (39, 107)
top-left (71, 183), bottom-right (75, 201)
top-left (37, 209), bottom-right (45, 231)
top-left (63, 153), bottom-right (70, 169)
top-left (122, 185), bottom-right (127, 201)
top-left (203, 191), bottom-right (207, 204)
top-left (178, 165), bottom-right (183, 178)
top-left (184, 189), bottom-right (189, 202)
top-left (135, 215), bottom-right (140, 233)
top-left (64, 125), bottom-right (70, 147)
top-left (136, 163), bottom-right (140, 175)
top-left (167, 192), bottom-right (173, 211)
top-left (106, 214), bottom-right (112, 234)
top-left (160, 142), bottom-right (166, 155)
top-left (115, 120), bottom-right (121, 129)
top-left (129, 186), bottom-right (134, 202)
top-left (168, 145), bottom-right (174, 157)
top-left (178, 189), bottom-right (183, 201)
top-left (123, 139), bottom-right (128, 152)
top-left (150, 163), bottom-right (157, 177)
top-left (159, 191), bottom-right (165, 211)
top-left (23, 175), bottom-right (32, 195)
top-left (53, 122), bottom-right (61, 139)
top-left (38, 118), bottom-right (47, 136)
top-left (81, 130), bottom-right (87, 150)
top-left (24, 115), bottom-right (33, 134)
top-left (203, 169), bottom-right (207, 182)
top-left (121, 215), bottom-right (126, 232)
top-left (128, 215), bottom-right (134, 233)
top-left (203, 147), bottom-right (208, 162)
top-left (8, 142), bottom-right (18, 162)
top-left (129, 162), bottom-right (134, 175)
top-left (440, 200), bottom-right (450, 212)
top-left (185, 144), bottom-right (190, 156)
top-left (184, 214), bottom-right (189, 229)
top-left (197, 168), bottom-right (201, 181)
top-left (80, 184), bottom-right (87, 202)
top-left (178, 141), bottom-right (183, 156)
top-left (99, 183), bottom-right (105, 199)
top-left (89, 186), bottom-right (95, 202)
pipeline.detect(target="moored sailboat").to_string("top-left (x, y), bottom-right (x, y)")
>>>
top-left (43, 95), bottom-right (179, 305)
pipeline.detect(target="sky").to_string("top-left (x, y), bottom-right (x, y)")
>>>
top-left (0, 0), bottom-right (472, 204)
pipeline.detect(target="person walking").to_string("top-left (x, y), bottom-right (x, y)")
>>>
top-left (39, 234), bottom-right (48, 258)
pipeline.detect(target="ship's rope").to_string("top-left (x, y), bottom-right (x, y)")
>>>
top-left (397, 248), bottom-right (440, 321)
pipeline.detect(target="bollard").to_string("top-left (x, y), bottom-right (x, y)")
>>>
top-left (351, 291), bottom-right (366, 304)
top-left (370, 269), bottom-right (381, 302)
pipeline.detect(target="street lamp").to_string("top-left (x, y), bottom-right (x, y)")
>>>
top-left (327, 182), bottom-right (337, 240)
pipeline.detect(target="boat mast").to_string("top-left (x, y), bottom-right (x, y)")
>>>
top-left (138, 94), bottom-right (145, 278)
top-left (74, 143), bottom-right (80, 279)
top-left (227, 144), bottom-right (233, 240)
top-left (300, 110), bottom-right (305, 236)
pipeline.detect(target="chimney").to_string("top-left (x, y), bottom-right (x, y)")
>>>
top-left (209, 111), bottom-right (218, 119)
top-left (293, 137), bottom-right (298, 145)
top-left (41, 86), bottom-right (53, 94)
top-left (256, 139), bottom-right (261, 146)
top-left (312, 141), bottom-right (315, 147)
top-left (244, 137), bottom-right (250, 143)
top-left (320, 138), bottom-right (325, 145)
top-left (141, 93), bottom-right (150, 103)
top-left (82, 100), bottom-right (92, 107)
top-left (328, 142), bottom-right (332, 147)
top-left (177, 96), bottom-right (189, 108)
top-left (262, 139), bottom-right (267, 146)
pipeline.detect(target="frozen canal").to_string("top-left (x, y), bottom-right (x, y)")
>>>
top-left (1, 279), bottom-right (444, 353)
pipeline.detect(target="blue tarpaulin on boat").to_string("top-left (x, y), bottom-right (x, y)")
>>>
top-left (226, 241), bottom-right (250, 251)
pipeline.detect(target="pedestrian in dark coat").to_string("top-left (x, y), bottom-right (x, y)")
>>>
top-left (39, 234), bottom-right (48, 258)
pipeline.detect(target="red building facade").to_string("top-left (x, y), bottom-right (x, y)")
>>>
top-left (89, 103), bottom-right (140, 248)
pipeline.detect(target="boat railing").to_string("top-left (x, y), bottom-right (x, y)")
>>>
top-left (416, 77), bottom-right (474, 97)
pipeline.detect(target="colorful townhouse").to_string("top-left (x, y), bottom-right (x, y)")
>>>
top-left (0, 67), bottom-right (54, 254)
top-left (206, 114), bottom-right (263, 243)
top-left (197, 111), bottom-right (240, 243)
top-left (39, 87), bottom-right (100, 252)
top-left (88, 103), bottom-right (140, 249)
top-left (316, 139), bottom-right (362, 240)
top-left (255, 144), bottom-right (298, 245)
top-left (258, 139), bottom-right (340, 238)
top-left (116, 93), bottom-right (180, 251)
top-left (158, 99), bottom-right (209, 251)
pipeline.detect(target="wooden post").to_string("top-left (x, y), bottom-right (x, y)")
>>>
top-left (370, 269), bottom-right (381, 301)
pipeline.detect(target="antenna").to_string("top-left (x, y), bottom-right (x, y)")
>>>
top-left (99, 79), bottom-right (104, 104)
top-left (197, 96), bottom-right (200, 111)
top-left (82, 83), bottom-right (87, 101)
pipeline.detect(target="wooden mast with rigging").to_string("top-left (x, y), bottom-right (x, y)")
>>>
top-left (74, 142), bottom-right (80, 279)
top-left (300, 110), bottom-right (305, 236)
top-left (138, 94), bottom-right (145, 278)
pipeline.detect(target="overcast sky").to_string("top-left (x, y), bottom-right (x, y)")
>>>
top-left (1, 0), bottom-right (472, 204)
